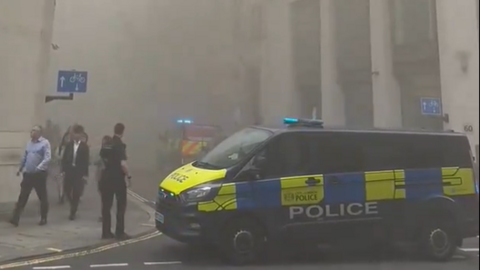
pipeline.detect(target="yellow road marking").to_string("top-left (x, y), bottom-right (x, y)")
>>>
top-left (0, 231), bottom-right (161, 269)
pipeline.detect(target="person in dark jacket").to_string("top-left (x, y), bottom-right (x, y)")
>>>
top-left (61, 125), bottom-right (89, 220)
top-left (57, 126), bottom-right (73, 204)
top-left (99, 123), bottom-right (131, 240)
top-left (58, 126), bottom-right (73, 157)
top-left (78, 131), bottom-right (89, 200)
top-left (95, 135), bottom-right (112, 222)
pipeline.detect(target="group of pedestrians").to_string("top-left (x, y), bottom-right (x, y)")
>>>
top-left (9, 123), bottom-right (132, 240)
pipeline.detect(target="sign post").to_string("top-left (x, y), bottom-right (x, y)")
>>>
top-left (45, 70), bottom-right (88, 103)
top-left (420, 97), bottom-right (442, 116)
top-left (57, 70), bottom-right (88, 93)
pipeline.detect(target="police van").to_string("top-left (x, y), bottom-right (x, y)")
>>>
top-left (155, 118), bottom-right (479, 264)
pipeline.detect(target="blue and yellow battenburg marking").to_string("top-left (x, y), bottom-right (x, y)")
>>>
top-left (198, 184), bottom-right (237, 212)
top-left (196, 167), bottom-right (476, 212)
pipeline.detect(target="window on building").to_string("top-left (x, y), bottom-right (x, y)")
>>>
top-left (392, 0), bottom-right (437, 45)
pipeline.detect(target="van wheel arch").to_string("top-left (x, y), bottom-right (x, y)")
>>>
top-left (218, 213), bottom-right (269, 265)
top-left (221, 213), bottom-right (269, 240)
top-left (418, 197), bottom-right (460, 223)
top-left (415, 197), bottom-right (462, 254)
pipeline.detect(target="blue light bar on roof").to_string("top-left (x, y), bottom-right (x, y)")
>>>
top-left (177, 119), bottom-right (193, 124)
top-left (283, 118), bottom-right (300, 124)
top-left (283, 117), bottom-right (324, 127)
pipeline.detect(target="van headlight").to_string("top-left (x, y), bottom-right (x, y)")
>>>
top-left (180, 186), bottom-right (212, 202)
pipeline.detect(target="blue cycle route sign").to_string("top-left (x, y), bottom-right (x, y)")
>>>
top-left (57, 70), bottom-right (88, 93)
top-left (420, 97), bottom-right (442, 116)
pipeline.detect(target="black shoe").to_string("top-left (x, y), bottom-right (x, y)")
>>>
top-left (115, 233), bottom-right (131, 240)
top-left (39, 219), bottom-right (47, 226)
top-left (102, 232), bottom-right (115, 239)
top-left (68, 214), bottom-right (76, 221)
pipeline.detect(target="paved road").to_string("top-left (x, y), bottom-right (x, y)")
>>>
top-left (15, 234), bottom-right (478, 270)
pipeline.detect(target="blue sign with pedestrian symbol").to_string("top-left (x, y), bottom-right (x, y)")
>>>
top-left (57, 70), bottom-right (88, 93)
top-left (420, 97), bottom-right (442, 116)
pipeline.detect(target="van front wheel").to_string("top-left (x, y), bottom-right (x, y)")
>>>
top-left (421, 218), bottom-right (458, 261)
top-left (219, 217), bottom-right (267, 265)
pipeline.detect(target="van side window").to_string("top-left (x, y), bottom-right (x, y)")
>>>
top-left (361, 134), bottom-right (408, 171)
top-left (397, 134), bottom-right (472, 169)
top-left (439, 136), bottom-right (472, 168)
top-left (307, 133), bottom-right (364, 174)
top-left (262, 133), bottom-right (310, 178)
top-left (361, 133), bottom-right (473, 171)
top-left (252, 132), bottom-right (472, 179)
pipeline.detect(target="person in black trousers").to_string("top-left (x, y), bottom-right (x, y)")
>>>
top-left (61, 124), bottom-right (89, 220)
top-left (95, 135), bottom-right (112, 222)
top-left (99, 123), bottom-right (132, 240)
top-left (58, 125), bottom-right (72, 205)
top-left (10, 125), bottom-right (51, 227)
top-left (79, 131), bottom-right (89, 200)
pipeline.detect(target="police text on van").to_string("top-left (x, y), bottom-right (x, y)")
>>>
top-left (289, 202), bottom-right (379, 219)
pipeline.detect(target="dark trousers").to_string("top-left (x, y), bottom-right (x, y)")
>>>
top-left (13, 171), bottom-right (49, 220)
top-left (64, 169), bottom-right (84, 215)
top-left (100, 176), bottom-right (127, 236)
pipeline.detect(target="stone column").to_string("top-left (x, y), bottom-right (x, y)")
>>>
top-left (369, 0), bottom-right (402, 128)
top-left (0, 0), bottom-right (55, 212)
top-left (259, 0), bottom-right (299, 125)
top-left (320, 0), bottom-right (345, 125)
top-left (436, 0), bottom-right (480, 151)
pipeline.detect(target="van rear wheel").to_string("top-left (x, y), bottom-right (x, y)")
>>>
top-left (220, 217), bottom-right (267, 265)
top-left (421, 218), bottom-right (458, 261)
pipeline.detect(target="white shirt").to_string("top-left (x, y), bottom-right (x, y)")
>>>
top-left (72, 141), bottom-right (80, 166)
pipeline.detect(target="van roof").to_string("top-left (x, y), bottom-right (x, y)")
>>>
top-left (253, 125), bottom-right (467, 137)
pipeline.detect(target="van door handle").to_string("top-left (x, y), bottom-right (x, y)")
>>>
top-left (305, 177), bottom-right (320, 186)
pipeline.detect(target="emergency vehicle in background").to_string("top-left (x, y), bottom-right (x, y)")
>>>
top-left (162, 119), bottom-right (223, 169)
top-left (177, 119), bottom-right (220, 164)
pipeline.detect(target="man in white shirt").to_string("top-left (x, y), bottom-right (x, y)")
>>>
top-left (61, 125), bottom-right (89, 220)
